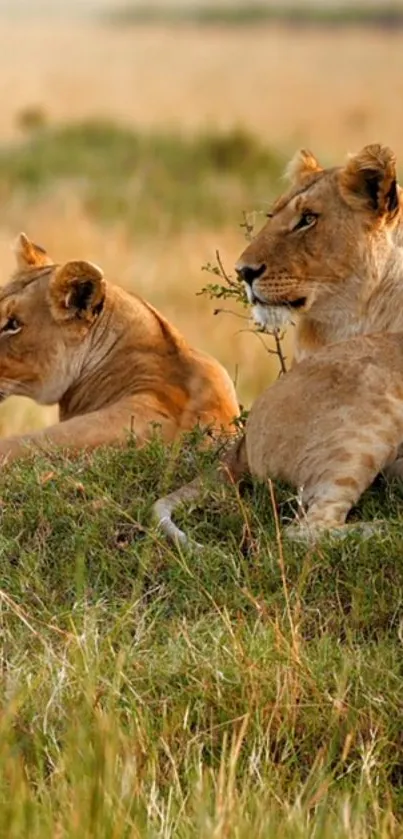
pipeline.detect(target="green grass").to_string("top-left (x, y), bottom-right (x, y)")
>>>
top-left (107, 3), bottom-right (403, 29)
top-left (0, 430), bottom-right (402, 836)
top-left (1, 119), bottom-right (283, 232)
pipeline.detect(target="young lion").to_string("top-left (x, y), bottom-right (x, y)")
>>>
top-left (236, 143), bottom-right (403, 364)
top-left (0, 233), bottom-right (239, 464)
top-left (154, 331), bottom-right (403, 544)
top-left (154, 142), bottom-right (403, 545)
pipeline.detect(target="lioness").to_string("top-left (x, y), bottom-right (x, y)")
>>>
top-left (0, 233), bottom-right (239, 464)
top-left (236, 143), bottom-right (403, 363)
top-left (153, 142), bottom-right (403, 544)
top-left (154, 331), bottom-right (403, 544)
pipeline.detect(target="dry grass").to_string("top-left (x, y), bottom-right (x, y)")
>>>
top-left (0, 18), bottom-right (400, 434)
top-left (1, 22), bottom-right (403, 153)
top-left (0, 436), bottom-right (403, 836)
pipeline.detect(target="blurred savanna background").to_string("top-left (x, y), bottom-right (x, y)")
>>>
top-left (3, 5), bottom-right (403, 836)
top-left (1, 0), bottom-right (403, 434)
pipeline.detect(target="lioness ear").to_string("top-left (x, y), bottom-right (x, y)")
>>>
top-left (285, 149), bottom-right (323, 184)
top-left (13, 232), bottom-right (53, 269)
top-left (339, 143), bottom-right (399, 216)
top-left (49, 260), bottom-right (106, 322)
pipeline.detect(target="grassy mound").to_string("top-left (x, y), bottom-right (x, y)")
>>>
top-left (0, 431), bottom-right (402, 836)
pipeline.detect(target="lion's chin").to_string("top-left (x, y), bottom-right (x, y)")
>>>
top-left (251, 303), bottom-right (294, 331)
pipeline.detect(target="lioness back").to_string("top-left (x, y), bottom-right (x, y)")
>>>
top-left (0, 234), bottom-right (239, 465)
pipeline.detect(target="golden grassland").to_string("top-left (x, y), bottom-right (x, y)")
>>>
top-left (0, 19), bottom-right (401, 433)
top-left (1, 20), bottom-right (403, 835)
top-left (1, 22), bottom-right (403, 151)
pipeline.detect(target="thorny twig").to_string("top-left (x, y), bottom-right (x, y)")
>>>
top-left (273, 329), bottom-right (288, 376)
top-left (199, 245), bottom-right (290, 379)
top-left (235, 327), bottom-right (288, 377)
top-left (213, 307), bottom-right (250, 320)
top-left (215, 249), bottom-right (238, 289)
top-left (239, 210), bottom-right (256, 242)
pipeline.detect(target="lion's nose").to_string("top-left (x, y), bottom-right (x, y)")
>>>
top-left (235, 263), bottom-right (266, 285)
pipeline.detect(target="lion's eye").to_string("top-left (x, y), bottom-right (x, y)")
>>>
top-left (294, 212), bottom-right (318, 231)
top-left (2, 317), bottom-right (21, 334)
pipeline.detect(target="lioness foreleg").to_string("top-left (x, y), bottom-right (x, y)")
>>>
top-left (0, 396), bottom-right (180, 466)
top-left (285, 443), bottom-right (395, 543)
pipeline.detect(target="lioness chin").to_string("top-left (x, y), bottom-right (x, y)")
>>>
top-left (0, 233), bottom-right (239, 464)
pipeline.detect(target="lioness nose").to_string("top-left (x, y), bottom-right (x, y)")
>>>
top-left (235, 263), bottom-right (266, 285)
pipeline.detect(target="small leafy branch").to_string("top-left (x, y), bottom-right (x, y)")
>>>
top-left (198, 212), bottom-right (289, 378)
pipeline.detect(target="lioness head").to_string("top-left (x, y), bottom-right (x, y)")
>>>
top-left (0, 233), bottom-right (106, 405)
top-left (236, 143), bottom-right (400, 332)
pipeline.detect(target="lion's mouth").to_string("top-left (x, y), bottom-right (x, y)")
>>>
top-left (284, 297), bottom-right (307, 310)
top-left (251, 293), bottom-right (307, 311)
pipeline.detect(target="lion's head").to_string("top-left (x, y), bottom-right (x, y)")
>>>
top-left (0, 233), bottom-right (106, 405)
top-left (235, 144), bottom-right (402, 351)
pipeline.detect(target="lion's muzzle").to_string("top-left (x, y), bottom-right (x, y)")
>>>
top-left (235, 261), bottom-right (267, 287)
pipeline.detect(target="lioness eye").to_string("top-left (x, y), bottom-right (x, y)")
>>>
top-left (294, 212), bottom-right (318, 231)
top-left (2, 317), bottom-right (21, 334)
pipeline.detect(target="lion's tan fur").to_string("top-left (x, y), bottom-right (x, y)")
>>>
top-left (0, 234), bottom-right (239, 464)
top-left (236, 143), bottom-right (403, 364)
top-left (154, 331), bottom-right (403, 543)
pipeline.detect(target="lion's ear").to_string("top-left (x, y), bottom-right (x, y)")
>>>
top-left (284, 149), bottom-right (323, 184)
top-left (48, 260), bottom-right (106, 323)
top-left (339, 143), bottom-right (399, 217)
top-left (13, 232), bottom-right (53, 269)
